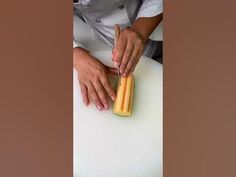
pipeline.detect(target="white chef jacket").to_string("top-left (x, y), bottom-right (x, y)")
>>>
top-left (73, 0), bottom-right (162, 57)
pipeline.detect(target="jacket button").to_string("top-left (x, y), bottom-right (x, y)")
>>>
top-left (118, 4), bottom-right (125, 9)
top-left (96, 19), bottom-right (101, 23)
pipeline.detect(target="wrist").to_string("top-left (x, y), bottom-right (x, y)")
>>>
top-left (73, 47), bottom-right (89, 55)
top-left (73, 47), bottom-right (89, 66)
top-left (131, 15), bottom-right (163, 44)
top-left (130, 26), bottom-right (148, 44)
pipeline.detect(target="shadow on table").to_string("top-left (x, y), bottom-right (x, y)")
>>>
top-left (152, 41), bottom-right (163, 64)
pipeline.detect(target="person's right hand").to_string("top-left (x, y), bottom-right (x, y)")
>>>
top-left (73, 47), bottom-right (117, 111)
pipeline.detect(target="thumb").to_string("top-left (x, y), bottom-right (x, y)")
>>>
top-left (112, 50), bottom-right (120, 68)
top-left (106, 66), bottom-right (118, 75)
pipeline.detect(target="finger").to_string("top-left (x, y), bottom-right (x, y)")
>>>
top-left (80, 83), bottom-right (89, 106)
top-left (114, 35), bottom-right (127, 67)
top-left (119, 40), bottom-right (134, 75)
top-left (112, 48), bottom-right (115, 61)
top-left (123, 43), bottom-right (143, 76)
top-left (99, 74), bottom-right (116, 101)
top-left (87, 81), bottom-right (104, 111)
top-left (130, 49), bottom-right (143, 73)
top-left (107, 66), bottom-right (118, 75)
top-left (92, 79), bottom-right (109, 110)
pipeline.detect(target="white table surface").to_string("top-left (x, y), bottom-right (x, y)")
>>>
top-left (73, 50), bottom-right (163, 177)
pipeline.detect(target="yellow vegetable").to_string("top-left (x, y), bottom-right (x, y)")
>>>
top-left (113, 74), bottom-right (134, 117)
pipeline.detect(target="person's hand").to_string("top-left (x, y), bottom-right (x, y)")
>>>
top-left (113, 28), bottom-right (145, 77)
top-left (112, 15), bottom-right (163, 76)
top-left (74, 48), bottom-right (117, 111)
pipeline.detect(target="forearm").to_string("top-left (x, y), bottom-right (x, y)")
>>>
top-left (130, 13), bottom-right (163, 43)
top-left (73, 47), bottom-right (90, 67)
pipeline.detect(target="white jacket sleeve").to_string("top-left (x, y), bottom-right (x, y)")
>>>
top-left (136, 0), bottom-right (163, 19)
top-left (73, 10), bottom-right (87, 49)
top-left (73, 40), bottom-right (84, 48)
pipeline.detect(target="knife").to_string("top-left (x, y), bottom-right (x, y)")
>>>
top-left (114, 24), bottom-right (121, 79)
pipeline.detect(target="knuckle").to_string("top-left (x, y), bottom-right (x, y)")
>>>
top-left (90, 89), bottom-right (95, 95)
top-left (101, 68), bottom-right (106, 75)
top-left (115, 54), bottom-right (122, 61)
top-left (127, 61), bottom-right (136, 71)
top-left (107, 86), bottom-right (113, 92)
top-left (120, 65), bottom-right (125, 71)
top-left (100, 95), bottom-right (106, 101)
top-left (79, 78), bottom-right (86, 84)
top-left (136, 38), bottom-right (142, 44)
top-left (87, 86), bottom-right (94, 93)
top-left (94, 97), bottom-right (100, 103)
top-left (107, 87), bottom-right (113, 94)
top-left (95, 97), bottom-right (100, 103)
top-left (117, 40), bottom-right (125, 48)
top-left (117, 40), bottom-right (123, 47)
top-left (127, 29), bottom-right (135, 35)
top-left (85, 81), bottom-right (91, 86)
top-left (131, 32), bottom-right (137, 38)
top-left (109, 90), bottom-right (114, 96)
top-left (132, 57), bottom-right (136, 62)
top-left (97, 88), bottom-right (103, 95)
top-left (93, 98), bottom-right (99, 103)
top-left (81, 86), bottom-right (86, 92)
top-left (102, 101), bottom-right (108, 105)
top-left (125, 63), bottom-right (132, 70)
top-left (125, 50), bottom-right (131, 57)
top-left (117, 54), bottom-right (122, 59)
top-left (96, 68), bottom-right (103, 75)
top-left (93, 76), bottom-right (100, 83)
top-left (103, 82), bottom-right (109, 88)
top-left (123, 29), bottom-right (129, 34)
top-left (117, 45), bottom-right (124, 52)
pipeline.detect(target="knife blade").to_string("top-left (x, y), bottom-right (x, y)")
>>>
top-left (114, 24), bottom-right (121, 79)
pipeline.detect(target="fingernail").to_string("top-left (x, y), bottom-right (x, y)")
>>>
top-left (111, 95), bottom-right (116, 101)
top-left (123, 72), bottom-right (127, 77)
top-left (104, 104), bottom-right (109, 110)
top-left (114, 61), bottom-right (118, 68)
top-left (96, 104), bottom-right (102, 111)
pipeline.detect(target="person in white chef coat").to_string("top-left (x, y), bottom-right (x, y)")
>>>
top-left (73, 0), bottom-right (163, 111)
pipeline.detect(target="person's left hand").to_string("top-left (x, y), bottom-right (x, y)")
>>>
top-left (112, 28), bottom-right (145, 77)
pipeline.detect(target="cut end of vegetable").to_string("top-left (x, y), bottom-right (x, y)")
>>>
top-left (113, 74), bottom-right (134, 117)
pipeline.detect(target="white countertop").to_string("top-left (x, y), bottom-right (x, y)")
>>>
top-left (73, 50), bottom-right (163, 177)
